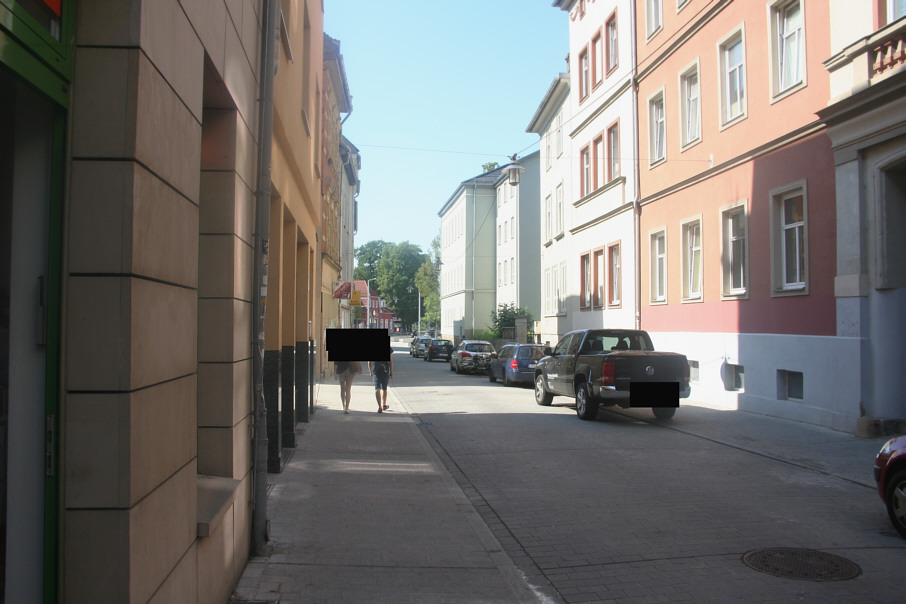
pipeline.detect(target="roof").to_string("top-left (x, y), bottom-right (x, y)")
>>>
top-left (437, 166), bottom-right (506, 217)
top-left (526, 73), bottom-right (569, 134)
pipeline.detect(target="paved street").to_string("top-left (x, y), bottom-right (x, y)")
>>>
top-left (236, 342), bottom-right (906, 603)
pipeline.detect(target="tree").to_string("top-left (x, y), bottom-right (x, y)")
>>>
top-left (353, 240), bottom-right (389, 283)
top-left (490, 303), bottom-right (534, 336)
top-left (482, 161), bottom-right (499, 173)
top-left (375, 241), bottom-right (425, 327)
top-left (414, 235), bottom-right (441, 329)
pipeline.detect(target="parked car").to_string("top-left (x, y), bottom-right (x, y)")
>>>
top-left (450, 340), bottom-right (496, 374)
top-left (408, 336), bottom-right (420, 356)
top-left (489, 344), bottom-right (547, 386)
top-left (411, 337), bottom-right (432, 358)
top-left (534, 329), bottom-right (690, 421)
top-left (424, 339), bottom-right (454, 362)
top-left (874, 435), bottom-right (906, 538)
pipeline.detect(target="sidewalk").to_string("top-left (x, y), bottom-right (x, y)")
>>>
top-left (231, 377), bottom-right (547, 604)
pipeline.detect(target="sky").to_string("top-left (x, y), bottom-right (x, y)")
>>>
top-left (324, 1), bottom-right (570, 255)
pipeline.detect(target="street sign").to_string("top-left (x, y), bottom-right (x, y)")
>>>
top-left (350, 291), bottom-right (361, 306)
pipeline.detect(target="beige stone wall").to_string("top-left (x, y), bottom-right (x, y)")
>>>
top-left (65, 1), bottom-right (262, 601)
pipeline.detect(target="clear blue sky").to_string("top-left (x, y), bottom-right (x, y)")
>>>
top-left (324, 1), bottom-right (569, 255)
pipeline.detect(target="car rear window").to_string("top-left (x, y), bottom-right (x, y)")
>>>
top-left (517, 347), bottom-right (546, 360)
top-left (466, 343), bottom-right (494, 353)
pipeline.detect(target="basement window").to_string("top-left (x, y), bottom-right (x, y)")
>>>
top-left (778, 370), bottom-right (804, 401)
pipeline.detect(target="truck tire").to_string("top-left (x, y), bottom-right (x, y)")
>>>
top-left (575, 382), bottom-right (598, 420)
top-left (652, 407), bottom-right (676, 420)
top-left (534, 374), bottom-right (553, 406)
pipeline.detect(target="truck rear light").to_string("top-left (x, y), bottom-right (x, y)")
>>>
top-left (601, 361), bottom-right (615, 385)
top-left (509, 359), bottom-right (518, 370)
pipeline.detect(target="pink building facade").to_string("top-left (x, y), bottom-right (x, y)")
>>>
top-left (635, 0), bottom-right (855, 429)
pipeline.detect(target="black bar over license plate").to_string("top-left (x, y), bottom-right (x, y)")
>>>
top-left (629, 382), bottom-right (679, 407)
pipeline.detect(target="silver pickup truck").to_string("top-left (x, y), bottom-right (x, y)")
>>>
top-left (534, 329), bottom-right (691, 420)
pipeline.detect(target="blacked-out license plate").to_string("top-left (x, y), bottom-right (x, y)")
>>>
top-left (629, 382), bottom-right (679, 407)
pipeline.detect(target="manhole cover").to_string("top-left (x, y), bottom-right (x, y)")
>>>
top-left (742, 548), bottom-right (861, 582)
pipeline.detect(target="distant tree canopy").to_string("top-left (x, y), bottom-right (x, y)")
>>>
top-left (354, 239), bottom-right (434, 328)
top-left (482, 161), bottom-right (499, 173)
top-left (490, 303), bottom-right (534, 336)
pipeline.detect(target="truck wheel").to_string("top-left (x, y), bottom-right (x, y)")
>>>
top-left (575, 382), bottom-right (598, 420)
top-left (652, 407), bottom-right (676, 420)
top-left (534, 374), bottom-right (553, 406)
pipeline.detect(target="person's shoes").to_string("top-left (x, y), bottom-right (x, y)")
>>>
top-left (344, 409), bottom-right (349, 414)
top-left (377, 407), bottom-right (382, 413)
top-left (382, 404), bottom-right (389, 410)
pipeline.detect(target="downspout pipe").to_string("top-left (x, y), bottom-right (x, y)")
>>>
top-left (630, 0), bottom-right (642, 331)
top-left (252, 0), bottom-right (278, 556)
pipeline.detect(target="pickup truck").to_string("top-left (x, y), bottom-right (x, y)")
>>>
top-left (533, 329), bottom-right (691, 420)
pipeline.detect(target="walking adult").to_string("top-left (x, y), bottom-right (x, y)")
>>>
top-left (334, 360), bottom-right (360, 413)
top-left (368, 351), bottom-right (393, 413)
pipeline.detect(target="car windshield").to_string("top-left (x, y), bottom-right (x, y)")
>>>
top-left (433, 340), bottom-right (451, 346)
top-left (517, 347), bottom-right (546, 360)
top-left (465, 343), bottom-right (494, 353)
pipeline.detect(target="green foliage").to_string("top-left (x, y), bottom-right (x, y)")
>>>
top-left (482, 161), bottom-right (499, 173)
top-left (490, 303), bottom-right (534, 335)
top-left (414, 235), bottom-right (442, 328)
top-left (353, 240), bottom-right (389, 282)
top-left (472, 328), bottom-right (500, 340)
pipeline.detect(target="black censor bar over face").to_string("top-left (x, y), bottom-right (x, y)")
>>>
top-left (326, 329), bottom-right (391, 361)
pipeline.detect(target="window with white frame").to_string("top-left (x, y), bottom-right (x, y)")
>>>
top-left (606, 12), bottom-right (618, 73)
top-left (580, 146), bottom-right (591, 196)
top-left (594, 135), bottom-right (605, 190)
top-left (498, 263), bottom-right (502, 286)
top-left (649, 91), bottom-right (666, 164)
top-left (650, 230), bottom-right (667, 302)
top-left (510, 257), bottom-right (515, 283)
top-left (545, 132), bottom-right (552, 169)
top-left (771, 184), bottom-right (807, 292)
top-left (579, 47), bottom-right (590, 100)
top-left (556, 183), bottom-right (564, 234)
top-left (592, 30), bottom-right (603, 88)
top-left (720, 30), bottom-right (746, 124)
top-left (545, 194), bottom-right (552, 240)
top-left (889, 0), bottom-right (906, 22)
top-left (609, 244), bottom-right (621, 305)
top-left (647, 0), bottom-right (662, 38)
top-left (721, 203), bottom-right (747, 296)
top-left (559, 261), bottom-right (568, 313)
top-left (608, 123), bottom-right (620, 180)
top-left (580, 253), bottom-right (592, 309)
top-left (556, 112), bottom-right (563, 156)
top-left (503, 259), bottom-right (508, 285)
top-left (771, 1), bottom-right (804, 95)
top-left (680, 63), bottom-right (700, 147)
top-left (682, 219), bottom-right (703, 300)
top-left (593, 249), bottom-right (605, 307)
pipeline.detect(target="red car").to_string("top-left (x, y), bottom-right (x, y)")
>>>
top-left (874, 435), bottom-right (906, 538)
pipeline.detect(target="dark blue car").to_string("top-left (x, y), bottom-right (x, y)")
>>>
top-left (488, 344), bottom-right (547, 386)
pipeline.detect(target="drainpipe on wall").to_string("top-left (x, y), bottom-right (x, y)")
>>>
top-left (630, 0), bottom-right (642, 332)
top-left (251, 0), bottom-right (278, 556)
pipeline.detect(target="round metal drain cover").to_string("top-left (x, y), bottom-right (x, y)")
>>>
top-left (743, 548), bottom-right (861, 582)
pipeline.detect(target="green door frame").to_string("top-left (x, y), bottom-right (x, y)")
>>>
top-left (1, 1), bottom-right (72, 602)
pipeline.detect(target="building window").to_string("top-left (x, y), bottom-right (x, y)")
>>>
top-left (606, 12), bottom-right (618, 73)
top-left (608, 122), bottom-right (620, 180)
top-left (592, 30), bottom-right (603, 88)
top-left (720, 30), bottom-right (746, 125)
top-left (556, 112), bottom-right (563, 157)
top-left (580, 145), bottom-right (591, 197)
top-left (593, 135), bottom-right (605, 191)
top-left (721, 203), bottom-right (748, 296)
top-left (580, 253), bottom-right (592, 309)
top-left (503, 260), bottom-right (508, 285)
top-left (579, 47), bottom-right (590, 100)
top-left (778, 369), bottom-right (804, 400)
top-left (609, 244), bottom-right (621, 305)
top-left (498, 224), bottom-right (502, 245)
top-left (557, 261), bottom-right (567, 313)
top-left (593, 249), bottom-right (605, 308)
top-left (680, 63), bottom-right (701, 147)
top-left (556, 183), bottom-right (564, 234)
top-left (682, 219), bottom-right (702, 300)
top-left (888, 0), bottom-right (906, 23)
top-left (545, 132), bottom-right (552, 170)
top-left (511, 257), bottom-right (515, 284)
top-left (771, 1), bottom-right (804, 96)
top-left (650, 230), bottom-right (667, 302)
top-left (772, 185), bottom-right (807, 292)
top-left (649, 92), bottom-right (666, 165)
top-left (545, 194), bottom-right (552, 240)
top-left (647, 0), bottom-right (662, 39)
